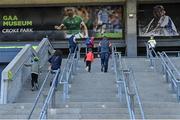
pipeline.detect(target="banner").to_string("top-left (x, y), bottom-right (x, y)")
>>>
top-left (138, 4), bottom-right (180, 37)
top-left (0, 5), bottom-right (123, 41)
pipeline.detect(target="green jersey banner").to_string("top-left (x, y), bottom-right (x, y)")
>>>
top-left (0, 5), bottom-right (123, 41)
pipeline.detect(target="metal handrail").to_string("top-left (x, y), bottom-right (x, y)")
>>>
top-left (27, 70), bottom-right (51, 119)
top-left (157, 52), bottom-right (180, 101)
top-left (130, 68), bottom-right (145, 120)
top-left (121, 70), bottom-right (135, 119)
top-left (113, 50), bottom-right (145, 119)
top-left (162, 52), bottom-right (180, 76)
top-left (39, 45), bottom-right (80, 119)
top-left (164, 51), bottom-right (180, 57)
top-left (158, 52), bottom-right (177, 87)
top-left (59, 45), bottom-right (79, 84)
top-left (39, 69), bottom-right (60, 119)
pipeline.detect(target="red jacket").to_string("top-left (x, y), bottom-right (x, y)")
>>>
top-left (85, 52), bottom-right (94, 62)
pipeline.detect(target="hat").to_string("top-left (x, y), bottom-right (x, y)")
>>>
top-left (33, 56), bottom-right (39, 61)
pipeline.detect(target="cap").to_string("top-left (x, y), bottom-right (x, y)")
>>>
top-left (33, 56), bottom-right (39, 61)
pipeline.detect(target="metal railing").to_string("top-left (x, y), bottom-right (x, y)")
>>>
top-left (39, 69), bottom-right (61, 119)
top-left (164, 51), bottom-right (180, 57)
top-left (27, 71), bottom-right (51, 119)
top-left (59, 45), bottom-right (80, 101)
top-left (158, 51), bottom-right (180, 101)
top-left (112, 45), bottom-right (145, 120)
top-left (121, 60), bottom-right (145, 120)
top-left (39, 45), bottom-right (80, 119)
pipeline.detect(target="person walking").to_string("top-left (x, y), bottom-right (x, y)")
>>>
top-left (85, 36), bottom-right (94, 49)
top-left (147, 35), bottom-right (157, 57)
top-left (25, 56), bottom-right (40, 91)
top-left (98, 34), bottom-right (112, 73)
top-left (48, 50), bottom-right (63, 88)
top-left (84, 48), bottom-right (94, 72)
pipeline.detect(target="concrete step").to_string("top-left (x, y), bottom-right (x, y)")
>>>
top-left (56, 101), bottom-right (126, 108)
top-left (48, 113), bottom-right (129, 119)
top-left (145, 115), bottom-right (180, 119)
top-left (143, 107), bottom-right (180, 115)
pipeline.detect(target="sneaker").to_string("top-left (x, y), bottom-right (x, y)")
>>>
top-left (101, 66), bottom-right (104, 72)
top-left (31, 87), bottom-right (35, 91)
top-left (85, 67), bottom-right (89, 71)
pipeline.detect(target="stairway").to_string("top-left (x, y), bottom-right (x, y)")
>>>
top-left (2, 56), bottom-right (180, 119)
top-left (0, 58), bottom-right (130, 119)
top-left (125, 57), bottom-right (180, 119)
top-left (47, 58), bottom-right (130, 119)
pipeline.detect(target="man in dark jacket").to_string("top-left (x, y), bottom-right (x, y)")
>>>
top-left (48, 50), bottom-right (62, 87)
top-left (98, 34), bottom-right (112, 72)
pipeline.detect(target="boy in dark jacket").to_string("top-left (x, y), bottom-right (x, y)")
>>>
top-left (48, 50), bottom-right (62, 87)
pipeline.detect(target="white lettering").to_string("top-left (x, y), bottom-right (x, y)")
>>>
top-left (19, 28), bottom-right (33, 32)
top-left (2, 29), bottom-right (19, 33)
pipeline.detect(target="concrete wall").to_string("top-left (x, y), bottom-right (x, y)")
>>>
top-left (126, 0), bottom-right (137, 57)
top-left (0, 48), bottom-right (21, 63)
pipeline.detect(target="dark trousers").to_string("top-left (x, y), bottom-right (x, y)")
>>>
top-left (31, 73), bottom-right (38, 88)
top-left (100, 52), bottom-right (110, 72)
top-left (69, 45), bottom-right (77, 53)
top-left (86, 61), bottom-right (92, 72)
top-left (149, 48), bottom-right (156, 57)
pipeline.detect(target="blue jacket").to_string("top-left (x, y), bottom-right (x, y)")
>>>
top-left (48, 55), bottom-right (62, 70)
top-left (98, 38), bottom-right (111, 53)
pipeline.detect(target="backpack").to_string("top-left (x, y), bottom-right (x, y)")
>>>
top-left (85, 37), bottom-right (91, 46)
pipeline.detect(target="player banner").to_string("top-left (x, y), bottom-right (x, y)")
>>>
top-left (0, 5), bottom-right (123, 41)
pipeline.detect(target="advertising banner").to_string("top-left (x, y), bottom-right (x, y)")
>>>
top-left (0, 5), bottom-right (123, 41)
top-left (138, 4), bottom-right (180, 37)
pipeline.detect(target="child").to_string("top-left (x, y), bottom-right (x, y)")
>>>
top-left (84, 48), bottom-right (94, 72)
top-left (25, 56), bottom-right (40, 91)
top-left (85, 37), bottom-right (94, 49)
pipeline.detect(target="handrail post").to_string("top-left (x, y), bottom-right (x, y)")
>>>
top-left (129, 92), bottom-right (136, 114)
top-left (123, 69), bottom-right (130, 87)
top-left (51, 90), bottom-right (55, 108)
top-left (117, 80), bottom-right (124, 103)
top-left (146, 43), bottom-right (149, 59)
top-left (178, 52), bottom-right (180, 57)
top-left (63, 82), bottom-right (69, 102)
top-left (177, 81), bottom-right (180, 102)
top-left (149, 50), bottom-right (154, 67)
